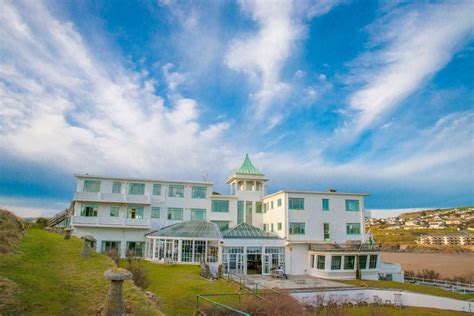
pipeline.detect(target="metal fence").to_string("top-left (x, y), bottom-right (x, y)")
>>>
top-left (404, 276), bottom-right (474, 294)
top-left (195, 273), bottom-right (280, 315)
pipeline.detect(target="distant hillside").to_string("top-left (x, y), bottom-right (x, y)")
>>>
top-left (399, 206), bottom-right (474, 220)
top-left (0, 209), bottom-right (26, 254)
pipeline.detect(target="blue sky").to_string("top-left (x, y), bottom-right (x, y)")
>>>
top-left (0, 0), bottom-right (473, 217)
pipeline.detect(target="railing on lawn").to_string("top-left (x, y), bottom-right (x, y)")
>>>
top-left (196, 273), bottom-right (280, 315)
top-left (404, 276), bottom-right (474, 294)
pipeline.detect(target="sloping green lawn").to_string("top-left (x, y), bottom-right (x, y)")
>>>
top-left (337, 279), bottom-right (474, 300)
top-left (0, 229), bottom-right (160, 315)
top-left (139, 262), bottom-right (241, 315)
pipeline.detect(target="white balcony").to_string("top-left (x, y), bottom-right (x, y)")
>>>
top-left (124, 218), bottom-right (149, 227)
top-left (98, 217), bottom-right (123, 226)
top-left (74, 192), bottom-right (101, 201)
top-left (72, 216), bottom-right (150, 228)
top-left (126, 194), bottom-right (150, 204)
top-left (101, 193), bottom-right (126, 203)
top-left (73, 192), bottom-right (150, 204)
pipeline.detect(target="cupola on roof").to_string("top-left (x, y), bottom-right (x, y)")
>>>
top-left (236, 154), bottom-right (264, 176)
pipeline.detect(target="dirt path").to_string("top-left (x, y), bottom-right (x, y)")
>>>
top-left (381, 252), bottom-right (474, 278)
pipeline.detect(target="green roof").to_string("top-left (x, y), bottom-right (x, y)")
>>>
top-left (236, 154), bottom-right (263, 176)
top-left (146, 221), bottom-right (223, 239)
top-left (223, 223), bottom-right (278, 239)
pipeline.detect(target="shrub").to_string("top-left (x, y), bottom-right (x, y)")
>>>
top-left (125, 251), bottom-right (152, 290)
top-left (242, 291), bottom-right (311, 316)
top-left (105, 248), bottom-right (120, 266)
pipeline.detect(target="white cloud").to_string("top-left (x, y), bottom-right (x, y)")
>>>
top-left (340, 2), bottom-right (474, 138)
top-left (0, 1), bottom-right (230, 180)
top-left (225, 0), bottom-right (341, 126)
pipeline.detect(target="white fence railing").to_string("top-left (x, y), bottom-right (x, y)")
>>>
top-left (404, 276), bottom-right (474, 294)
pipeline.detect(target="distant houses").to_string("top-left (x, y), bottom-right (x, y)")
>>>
top-left (416, 234), bottom-right (473, 246)
top-left (366, 207), bottom-right (474, 232)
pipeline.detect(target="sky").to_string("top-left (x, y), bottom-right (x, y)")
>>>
top-left (0, 0), bottom-right (473, 217)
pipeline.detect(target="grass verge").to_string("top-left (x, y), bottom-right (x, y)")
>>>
top-left (0, 229), bottom-right (160, 315)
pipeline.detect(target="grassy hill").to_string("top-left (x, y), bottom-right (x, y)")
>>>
top-left (0, 209), bottom-right (26, 254)
top-left (0, 229), bottom-right (160, 315)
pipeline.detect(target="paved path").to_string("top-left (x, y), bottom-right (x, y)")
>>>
top-left (236, 274), bottom-right (353, 290)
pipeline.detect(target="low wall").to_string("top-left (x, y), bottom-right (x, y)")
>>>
top-left (292, 288), bottom-right (473, 313)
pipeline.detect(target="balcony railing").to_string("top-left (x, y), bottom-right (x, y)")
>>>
top-left (73, 192), bottom-right (150, 204)
top-left (72, 216), bottom-right (150, 228)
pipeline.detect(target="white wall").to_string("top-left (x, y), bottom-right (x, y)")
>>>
top-left (286, 192), bottom-right (365, 243)
top-left (293, 289), bottom-right (473, 313)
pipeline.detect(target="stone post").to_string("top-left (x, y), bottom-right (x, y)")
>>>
top-left (102, 268), bottom-right (132, 316)
top-left (64, 228), bottom-right (72, 240)
top-left (81, 235), bottom-right (96, 257)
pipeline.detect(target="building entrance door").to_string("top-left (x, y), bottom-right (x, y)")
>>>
top-left (246, 254), bottom-right (262, 274)
top-left (263, 254), bottom-right (271, 275)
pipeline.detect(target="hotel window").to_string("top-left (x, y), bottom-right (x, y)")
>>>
top-left (212, 220), bottom-right (230, 231)
top-left (345, 199), bottom-right (360, 212)
top-left (311, 254), bottom-right (315, 268)
top-left (83, 180), bottom-right (101, 193)
top-left (80, 204), bottom-right (98, 217)
top-left (152, 184), bottom-right (161, 196)
top-left (256, 202), bottom-right (262, 213)
top-left (346, 223), bottom-right (361, 235)
top-left (271, 223), bottom-right (274, 232)
top-left (322, 198), bottom-right (329, 211)
top-left (288, 198), bottom-right (304, 210)
top-left (127, 206), bottom-right (144, 219)
top-left (324, 223), bottom-right (330, 241)
top-left (169, 185), bottom-right (184, 198)
top-left (271, 201), bottom-right (274, 210)
top-left (359, 255), bottom-right (368, 269)
top-left (263, 203), bottom-right (267, 213)
top-left (110, 206), bottom-right (120, 217)
top-left (211, 200), bottom-right (229, 212)
top-left (289, 222), bottom-right (305, 235)
top-left (129, 183), bottom-right (145, 195)
top-left (192, 186), bottom-right (207, 199)
top-left (344, 256), bottom-right (355, 270)
top-left (277, 222), bottom-right (282, 230)
top-left (126, 241), bottom-right (144, 257)
top-left (331, 256), bottom-right (342, 270)
top-left (277, 198), bottom-right (282, 207)
top-left (263, 224), bottom-right (267, 231)
top-left (181, 240), bottom-right (193, 262)
top-left (112, 182), bottom-right (122, 193)
top-left (101, 241), bottom-right (120, 253)
top-left (369, 255), bottom-right (378, 269)
top-left (167, 208), bottom-right (183, 220)
top-left (317, 255), bottom-right (326, 270)
top-left (151, 207), bottom-right (160, 219)
top-left (191, 208), bottom-right (206, 221)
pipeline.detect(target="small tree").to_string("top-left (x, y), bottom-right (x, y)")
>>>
top-left (125, 250), bottom-right (151, 290)
top-left (105, 248), bottom-right (120, 267)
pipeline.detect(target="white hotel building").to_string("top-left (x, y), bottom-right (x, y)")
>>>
top-left (70, 155), bottom-right (389, 280)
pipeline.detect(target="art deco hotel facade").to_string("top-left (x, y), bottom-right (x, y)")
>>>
top-left (70, 155), bottom-right (397, 280)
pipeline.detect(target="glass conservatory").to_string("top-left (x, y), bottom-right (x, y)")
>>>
top-left (145, 221), bottom-right (222, 263)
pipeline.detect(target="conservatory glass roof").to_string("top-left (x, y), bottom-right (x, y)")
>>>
top-left (223, 223), bottom-right (279, 239)
top-left (146, 221), bottom-right (223, 239)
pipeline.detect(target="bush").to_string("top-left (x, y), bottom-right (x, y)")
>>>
top-left (125, 251), bottom-right (152, 290)
top-left (33, 217), bottom-right (48, 229)
top-left (242, 291), bottom-right (311, 316)
top-left (105, 248), bottom-right (120, 266)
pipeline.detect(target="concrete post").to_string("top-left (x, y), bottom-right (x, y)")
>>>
top-left (81, 235), bottom-right (96, 257)
top-left (102, 268), bottom-right (132, 316)
top-left (64, 228), bottom-right (72, 240)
